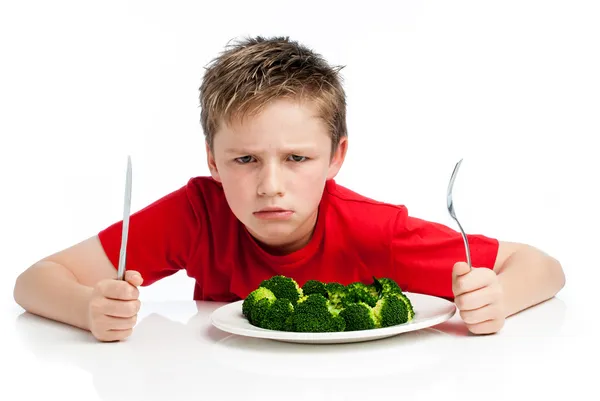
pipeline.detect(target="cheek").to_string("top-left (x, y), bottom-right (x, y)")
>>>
top-left (217, 166), bottom-right (253, 204)
top-left (291, 164), bottom-right (328, 199)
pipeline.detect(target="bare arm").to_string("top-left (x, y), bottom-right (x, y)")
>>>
top-left (13, 235), bottom-right (120, 331)
top-left (493, 241), bottom-right (566, 317)
top-left (452, 240), bottom-right (565, 334)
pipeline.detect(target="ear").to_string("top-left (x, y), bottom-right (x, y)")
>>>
top-left (206, 141), bottom-right (222, 182)
top-left (326, 136), bottom-right (348, 180)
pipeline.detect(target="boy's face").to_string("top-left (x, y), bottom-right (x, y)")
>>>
top-left (207, 97), bottom-right (347, 253)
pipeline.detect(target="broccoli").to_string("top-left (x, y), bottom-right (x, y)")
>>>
top-left (259, 275), bottom-right (303, 305)
top-left (346, 282), bottom-right (378, 307)
top-left (242, 287), bottom-right (276, 322)
top-left (372, 293), bottom-right (410, 327)
top-left (250, 297), bottom-right (275, 326)
top-left (324, 282), bottom-right (349, 309)
top-left (257, 298), bottom-right (295, 331)
top-left (339, 302), bottom-right (377, 331)
top-left (301, 279), bottom-right (328, 297)
top-left (287, 294), bottom-right (346, 332)
top-left (241, 275), bottom-right (414, 333)
top-left (375, 277), bottom-right (403, 296)
top-left (394, 291), bottom-right (415, 320)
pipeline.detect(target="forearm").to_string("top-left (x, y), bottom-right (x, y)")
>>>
top-left (13, 261), bottom-right (93, 331)
top-left (496, 246), bottom-right (565, 317)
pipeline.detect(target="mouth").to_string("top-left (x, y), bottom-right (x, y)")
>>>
top-left (253, 207), bottom-right (294, 220)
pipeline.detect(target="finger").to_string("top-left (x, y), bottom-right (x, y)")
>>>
top-left (452, 267), bottom-right (496, 296)
top-left (459, 303), bottom-right (500, 325)
top-left (96, 328), bottom-right (133, 342)
top-left (454, 284), bottom-right (500, 311)
top-left (95, 298), bottom-right (140, 318)
top-left (452, 262), bottom-right (471, 281)
top-left (467, 319), bottom-right (505, 335)
top-left (125, 270), bottom-right (143, 287)
top-left (103, 315), bottom-right (138, 331)
top-left (99, 279), bottom-right (140, 300)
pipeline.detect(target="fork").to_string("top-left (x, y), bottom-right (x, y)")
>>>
top-left (446, 158), bottom-right (472, 271)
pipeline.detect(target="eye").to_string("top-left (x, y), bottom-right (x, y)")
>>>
top-left (234, 155), bottom-right (255, 164)
top-left (288, 154), bottom-right (307, 162)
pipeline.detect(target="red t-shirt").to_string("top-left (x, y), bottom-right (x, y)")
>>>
top-left (98, 177), bottom-right (499, 301)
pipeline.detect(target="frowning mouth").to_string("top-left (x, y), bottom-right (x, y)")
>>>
top-left (253, 207), bottom-right (294, 220)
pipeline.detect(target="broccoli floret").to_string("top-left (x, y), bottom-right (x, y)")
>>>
top-left (242, 287), bottom-right (276, 322)
top-left (250, 297), bottom-right (275, 326)
top-left (376, 277), bottom-right (403, 296)
top-left (259, 275), bottom-right (303, 305)
top-left (372, 293), bottom-right (410, 327)
top-left (366, 283), bottom-right (380, 300)
top-left (339, 302), bottom-right (377, 331)
top-left (394, 292), bottom-right (415, 320)
top-left (346, 282), bottom-right (378, 307)
top-left (258, 298), bottom-right (295, 331)
top-left (288, 294), bottom-right (346, 332)
top-left (302, 279), bottom-right (328, 297)
top-left (324, 282), bottom-right (349, 309)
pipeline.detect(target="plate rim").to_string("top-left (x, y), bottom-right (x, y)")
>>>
top-left (210, 292), bottom-right (457, 342)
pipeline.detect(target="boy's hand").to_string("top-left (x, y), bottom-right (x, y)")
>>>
top-left (87, 270), bottom-right (143, 342)
top-left (452, 262), bottom-right (505, 334)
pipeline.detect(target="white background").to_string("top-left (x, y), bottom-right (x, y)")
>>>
top-left (1, 0), bottom-right (598, 308)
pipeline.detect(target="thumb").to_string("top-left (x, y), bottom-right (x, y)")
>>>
top-left (124, 270), bottom-right (144, 287)
top-left (452, 262), bottom-right (470, 280)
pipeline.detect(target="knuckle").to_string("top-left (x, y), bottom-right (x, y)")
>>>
top-left (127, 302), bottom-right (138, 316)
top-left (454, 295), bottom-right (465, 310)
top-left (90, 297), bottom-right (106, 313)
top-left (116, 282), bottom-right (129, 299)
top-left (459, 310), bottom-right (473, 324)
top-left (97, 280), bottom-right (112, 296)
top-left (93, 330), bottom-right (111, 342)
top-left (116, 329), bottom-right (133, 340)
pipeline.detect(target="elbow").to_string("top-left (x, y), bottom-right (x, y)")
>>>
top-left (545, 254), bottom-right (566, 297)
top-left (13, 264), bottom-right (40, 310)
top-left (554, 257), bottom-right (566, 293)
top-left (13, 270), bottom-right (29, 309)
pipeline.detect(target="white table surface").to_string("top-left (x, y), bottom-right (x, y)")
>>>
top-left (3, 288), bottom-right (596, 401)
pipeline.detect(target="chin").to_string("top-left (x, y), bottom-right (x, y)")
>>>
top-left (247, 221), bottom-right (298, 241)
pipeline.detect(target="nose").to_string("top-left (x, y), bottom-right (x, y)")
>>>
top-left (257, 163), bottom-right (285, 197)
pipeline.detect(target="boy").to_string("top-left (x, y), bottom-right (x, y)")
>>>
top-left (13, 36), bottom-right (565, 342)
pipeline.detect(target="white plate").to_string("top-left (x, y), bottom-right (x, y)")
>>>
top-left (210, 292), bottom-right (457, 344)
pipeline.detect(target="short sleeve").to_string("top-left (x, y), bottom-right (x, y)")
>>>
top-left (97, 183), bottom-right (202, 286)
top-left (389, 207), bottom-right (499, 299)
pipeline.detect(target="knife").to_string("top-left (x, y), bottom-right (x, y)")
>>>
top-left (117, 155), bottom-right (132, 280)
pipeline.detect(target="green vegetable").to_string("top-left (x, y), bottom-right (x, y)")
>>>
top-left (259, 275), bottom-right (303, 306)
top-left (242, 287), bottom-right (276, 322)
top-left (242, 275), bottom-right (414, 333)
top-left (324, 282), bottom-right (349, 309)
top-left (260, 298), bottom-right (294, 331)
top-left (301, 279), bottom-right (328, 297)
top-left (287, 294), bottom-right (346, 332)
top-left (339, 302), bottom-right (377, 331)
top-left (346, 282), bottom-right (378, 307)
top-left (375, 277), bottom-right (403, 296)
top-left (372, 293), bottom-right (410, 327)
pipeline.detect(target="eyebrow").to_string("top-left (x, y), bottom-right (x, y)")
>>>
top-left (224, 146), bottom-right (316, 155)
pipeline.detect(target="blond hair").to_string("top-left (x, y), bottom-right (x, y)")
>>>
top-left (199, 36), bottom-right (347, 154)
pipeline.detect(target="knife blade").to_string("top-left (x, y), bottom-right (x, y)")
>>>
top-left (117, 155), bottom-right (132, 280)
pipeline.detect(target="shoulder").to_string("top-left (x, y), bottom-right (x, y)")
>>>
top-left (322, 180), bottom-right (407, 246)
top-left (126, 176), bottom-right (229, 228)
top-left (183, 176), bottom-right (228, 207)
top-left (323, 180), bottom-right (406, 220)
